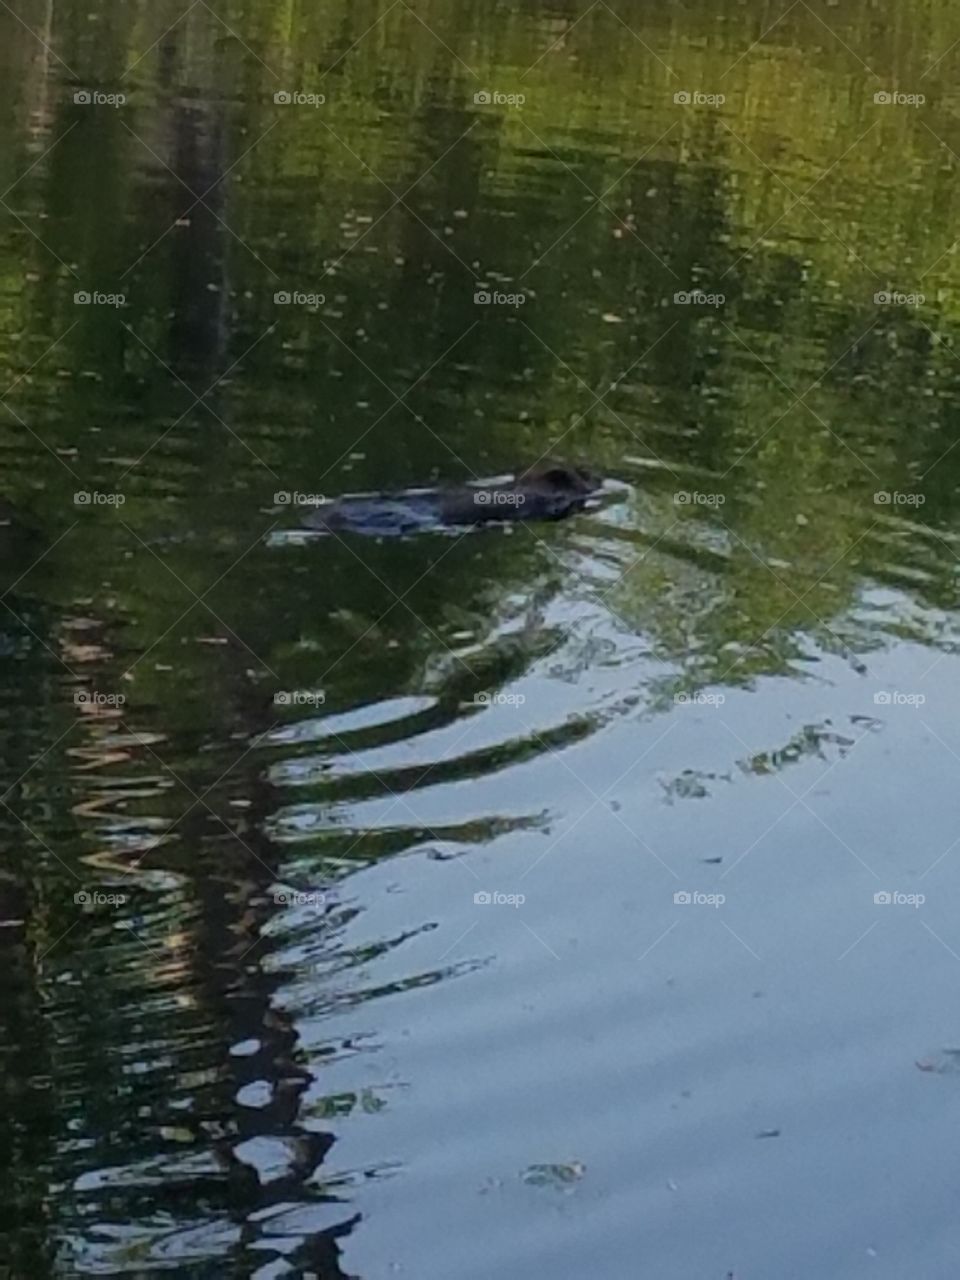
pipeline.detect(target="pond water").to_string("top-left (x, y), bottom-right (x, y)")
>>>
top-left (3, 1), bottom-right (960, 1276)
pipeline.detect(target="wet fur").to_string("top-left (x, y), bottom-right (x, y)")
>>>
top-left (303, 463), bottom-right (602, 536)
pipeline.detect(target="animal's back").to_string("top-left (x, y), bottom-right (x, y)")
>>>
top-left (304, 493), bottom-right (443, 537)
top-left (302, 464), bottom-right (604, 537)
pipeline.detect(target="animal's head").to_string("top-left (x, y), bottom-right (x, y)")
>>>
top-left (517, 462), bottom-right (603, 497)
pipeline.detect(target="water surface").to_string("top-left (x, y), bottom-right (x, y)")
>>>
top-left (3, 1), bottom-right (960, 1276)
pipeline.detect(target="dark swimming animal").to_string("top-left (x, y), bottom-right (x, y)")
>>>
top-left (302, 462), bottom-right (603, 537)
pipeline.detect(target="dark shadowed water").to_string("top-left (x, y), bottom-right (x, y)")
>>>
top-left (4, 1), bottom-right (960, 1276)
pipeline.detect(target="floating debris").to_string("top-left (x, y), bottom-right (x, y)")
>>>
top-left (738, 722), bottom-right (854, 775)
top-left (916, 1049), bottom-right (960, 1074)
top-left (520, 1160), bottom-right (585, 1189)
top-left (659, 768), bottom-right (732, 802)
